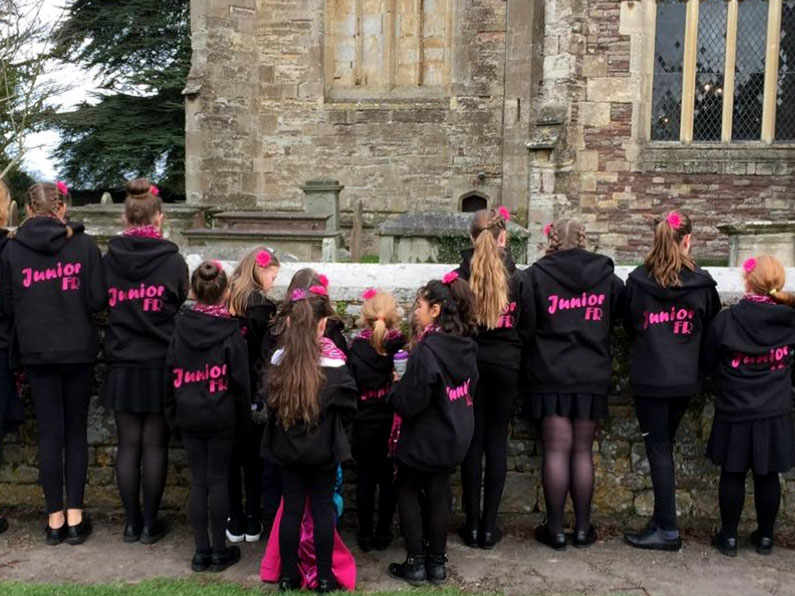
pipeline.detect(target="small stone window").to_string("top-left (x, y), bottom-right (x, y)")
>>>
top-left (650, 0), bottom-right (795, 143)
top-left (460, 192), bottom-right (487, 213)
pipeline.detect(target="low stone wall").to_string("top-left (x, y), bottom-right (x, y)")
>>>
top-left (3, 263), bottom-right (795, 531)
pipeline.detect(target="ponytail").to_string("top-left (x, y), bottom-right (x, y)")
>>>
top-left (469, 208), bottom-right (509, 330)
top-left (22, 182), bottom-right (73, 239)
top-left (644, 211), bottom-right (695, 288)
top-left (420, 276), bottom-right (476, 337)
top-left (359, 289), bottom-right (400, 355)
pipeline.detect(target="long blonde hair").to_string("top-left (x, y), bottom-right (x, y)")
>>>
top-left (644, 211), bottom-right (695, 288)
top-left (0, 181), bottom-right (10, 227)
top-left (745, 255), bottom-right (795, 307)
top-left (359, 290), bottom-right (400, 355)
top-left (228, 247), bottom-right (280, 316)
top-left (469, 208), bottom-right (509, 329)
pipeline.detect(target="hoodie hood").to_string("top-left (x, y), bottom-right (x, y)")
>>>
top-left (423, 332), bottom-right (478, 387)
top-left (728, 299), bottom-right (795, 349)
top-left (629, 265), bottom-right (716, 300)
top-left (106, 235), bottom-right (180, 281)
top-left (175, 310), bottom-right (241, 350)
top-left (534, 248), bottom-right (614, 293)
top-left (458, 247), bottom-right (517, 280)
top-left (14, 217), bottom-right (85, 255)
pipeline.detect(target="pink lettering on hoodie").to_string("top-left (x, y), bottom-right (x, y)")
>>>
top-left (22, 262), bottom-right (82, 291)
top-left (172, 363), bottom-right (229, 393)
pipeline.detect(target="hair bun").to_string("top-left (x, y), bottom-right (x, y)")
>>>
top-left (126, 178), bottom-right (152, 197)
top-left (197, 261), bottom-right (221, 281)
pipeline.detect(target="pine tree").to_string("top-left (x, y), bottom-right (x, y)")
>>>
top-left (51, 0), bottom-right (189, 197)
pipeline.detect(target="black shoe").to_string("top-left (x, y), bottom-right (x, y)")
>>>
top-left (225, 516), bottom-right (245, 544)
top-left (0, 517), bottom-right (8, 534)
top-left (712, 531), bottom-right (737, 557)
top-left (371, 531), bottom-right (393, 551)
top-left (191, 550), bottom-right (212, 572)
top-left (750, 530), bottom-right (773, 555)
top-left (624, 521), bottom-right (681, 552)
top-left (458, 523), bottom-right (479, 548)
top-left (66, 519), bottom-right (92, 546)
top-left (45, 524), bottom-right (67, 546)
top-left (140, 518), bottom-right (170, 545)
top-left (245, 514), bottom-right (263, 543)
top-left (315, 577), bottom-right (339, 593)
top-left (278, 576), bottom-right (301, 592)
top-left (209, 545), bottom-right (241, 572)
top-left (425, 552), bottom-right (447, 585)
top-left (535, 524), bottom-right (567, 551)
top-left (574, 525), bottom-right (597, 548)
top-left (388, 554), bottom-right (426, 586)
top-left (480, 527), bottom-right (503, 550)
top-left (123, 523), bottom-right (141, 543)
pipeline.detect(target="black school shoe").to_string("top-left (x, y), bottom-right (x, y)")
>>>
top-left (458, 523), bottom-right (479, 548)
top-left (711, 530), bottom-right (737, 557)
top-left (209, 545), bottom-right (241, 572)
top-left (624, 521), bottom-right (682, 551)
top-left (191, 550), bottom-right (212, 572)
top-left (750, 530), bottom-right (773, 555)
top-left (140, 518), bottom-right (170, 545)
top-left (573, 525), bottom-right (597, 548)
top-left (45, 524), bottom-right (67, 546)
top-left (315, 577), bottom-right (339, 594)
top-left (388, 554), bottom-right (426, 586)
top-left (278, 576), bottom-right (301, 592)
top-left (535, 524), bottom-right (567, 551)
top-left (123, 522), bottom-right (141, 543)
top-left (480, 527), bottom-right (503, 550)
top-left (66, 518), bottom-right (92, 546)
top-left (0, 517), bottom-right (8, 534)
top-left (425, 552), bottom-right (448, 585)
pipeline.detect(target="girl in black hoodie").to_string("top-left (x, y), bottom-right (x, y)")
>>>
top-left (387, 274), bottom-right (479, 586)
top-left (166, 261), bottom-right (250, 573)
top-left (103, 179), bottom-right (188, 545)
top-left (348, 288), bottom-right (406, 552)
top-left (457, 206), bottom-right (522, 550)
top-left (519, 219), bottom-right (624, 550)
top-left (623, 212), bottom-right (720, 552)
top-left (225, 247), bottom-right (280, 544)
top-left (261, 284), bottom-right (358, 593)
top-left (703, 255), bottom-right (795, 557)
top-left (1, 181), bottom-right (105, 545)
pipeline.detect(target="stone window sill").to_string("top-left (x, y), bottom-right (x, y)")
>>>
top-left (324, 88), bottom-right (449, 105)
top-left (636, 143), bottom-right (795, 175)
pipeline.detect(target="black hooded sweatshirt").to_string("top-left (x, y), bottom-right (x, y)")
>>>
top-left (236, 292), bottom-right (278, 401)
top-left (390, 332), bottom-right (479, 472)
top-left (1, 218), bottom-right (105, 365)
top-left (520, 248), bottom-right (625, 394)
top-left (623, 266), bottom-right (721, 398)
top-left (262, 349), bottom-right (358, 469)
top-left (348, 331), bottom-right (407, 425)
top-left (457, 248), bottom-right (523, 369)
top-left (103, 236), bottom-right (188, 367)
top-left (702, 300), bottom-right (795, 422)
top-left (165, 310), bottom-right (251, 436)
top-left (0, 230), bottom-right (13, 354)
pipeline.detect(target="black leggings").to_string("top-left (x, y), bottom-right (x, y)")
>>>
top-left (354, 420), bottom-right (396, 538)
top-left (719, 469), bottom-right (781, 538)
top-left (115, 412), bottom-right (170, 529)
top-left (540, 416), bottom-right (597, 534)
top-left (634, 396), bottom-right (690, 531)
top-left (280, 467), bottom-right (336, 582)
top-left (228, 421), bottom-right (265, 521)
top-left (460, 362), bottom-right (517, 532)
top-left (28, 364), bottom-right (94, 514)
top-left (397, 464), bottom-right (451, 555)
top-left (183, 434), bottom-right (234, 554)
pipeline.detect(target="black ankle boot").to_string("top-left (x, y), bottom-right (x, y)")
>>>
top-left (388, 554), bottom-right (426, 586)
top-left (712, 530), bottom-right (737, 557)
top-left (750, 530), bottom-right (773, 555)
top-left (426, 552), bottom-right (448, 585)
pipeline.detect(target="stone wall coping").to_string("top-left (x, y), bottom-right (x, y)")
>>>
top-left (70, 203), bottom-right (203, 214)
top-left (717, 221), bottom-right (795, 234)
top-left (377, 212), bottom-right (530, 238)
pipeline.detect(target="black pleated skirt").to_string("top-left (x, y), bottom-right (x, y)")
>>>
top-left (103, 366), bottom-right (168, 414)
top-left (528, 392), bottom-right (609, 420)
top-left (706, 413), bottom-right (795, 475)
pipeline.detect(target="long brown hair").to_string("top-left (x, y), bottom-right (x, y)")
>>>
top-left (644, 212), bottom-right (695, 288)
top-left (272, 268), bottom-right (329, 338)
top-left (268, 291), bottom-right (334, 429)
top-left (125, 178), bottom-right (162, 227)
top-left (469, 208), bottom-right (509, 329)
top-left (228, 247), bottom-right (280, 316)
top-left (546, 218), bottom-right (586, 254)
top-left (745, 255), bottom-right (795, 307)
top-left (20, 182), bottom-right (73, 239)
top-left (359, 290), bottom-right (400, 355)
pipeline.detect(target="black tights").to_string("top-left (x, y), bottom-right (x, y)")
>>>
top-left (27, 364), bottom-right (94, 514)
top-left (634, 396), bottom-right (690, 531)
top-left (183, 434), bottom-right (233, 554)
top-left (228, 422), bottom-right (265, 521)
top-left (115, 412), bottom-right (170, 529)
top-left (397, 465), bottom-right (451, 555)
top-left (541, 416), bottom-right (597, 534)
top-left (280, 467), bottom-right (336, 582)
top-left (719, 469), bottom-right (781, 538)
top-left (354, 421), bottom-right (397, 538)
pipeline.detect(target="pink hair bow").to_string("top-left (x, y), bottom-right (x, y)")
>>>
top-left (318, 274), bottom-right (329, 288)
top-left (290, 288), bottom-right (307, 302)
top-left (256, 250), bottom-right (272, 268)
top-left (149, 185), bottom-right (160, 197)
top-left (362, 288), bottom-right (378, 301)
top-left (442, 271), bottom-right (459, 285)
top-left (743, 258), bottom-right (757, 274)
top-left (56, 181), bottom-right (69, 196)
top-left (543, 223), bottom-right (552, 237)
top-left (212, 260), bottom-right (224, 272)
top-left (309, 285), bottom-right (328, 297)
top-left (498, 206), bottom-right (510, 222)
top-left (667, 212), bottom-right (682, 230)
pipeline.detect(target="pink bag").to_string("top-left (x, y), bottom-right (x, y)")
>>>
top-left (260, 498), bottom-right (357, 591)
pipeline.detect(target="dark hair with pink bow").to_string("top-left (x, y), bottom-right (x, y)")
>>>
top-left (418, 275), bottom-right (476, 337)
